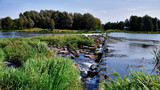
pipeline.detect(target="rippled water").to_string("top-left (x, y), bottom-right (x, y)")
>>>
top-left (106, 32), bottom-right (160, 76)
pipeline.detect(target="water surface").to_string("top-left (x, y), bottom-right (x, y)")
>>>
top-left (0, 31), bottom-right (65, 39)
top-left (106, 32), bottom-right (160, 76)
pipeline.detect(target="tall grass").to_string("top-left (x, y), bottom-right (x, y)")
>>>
top-left (32, 35), bottom-right (93, 49)
top-left (153, 47), bottom-right (160, 63)
top-left (0, 38), bottom-right (52, 66)
top-left (0, 57), bottom-right (81, 90)
top-left (0, 34), bottom-right (93, 89)
top-left (100, 71), bottom-right (160, 90)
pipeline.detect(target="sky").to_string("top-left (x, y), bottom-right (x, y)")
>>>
top-left (0, 0), bottom-right (160, 23)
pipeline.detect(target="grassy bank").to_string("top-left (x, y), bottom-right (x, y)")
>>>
top-left (0, 28), bottom-right (105, 34)
top-left (0, 34), bottom-right (94, 89)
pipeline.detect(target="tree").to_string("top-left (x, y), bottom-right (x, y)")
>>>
top-left (23, 11), bottom-right (31, 19)
top-left (143, 15), bottom-right (153, 31)
top-left (28, 19), bottom-right (34, 29)
top-left (20, 14), bottom-right (28, 28)
top-left (104, 22), bottom-right (112, 30)
top-left (130, 16), bottom-right (138, 31)
top-left (117, 21), bottom-right (124, 30)
top-left (80, 13), bottom-right (101, 30)
top-left (13, 18), bottom-right (24, 30)
top-left (1, 16), bottom-right (14, 30)
top-left (137, 17), bottom-right (143, 31)
top-left (72, 13), bottom-right (83, 30)
top-left (158, 20), bottom-right (160, 31)
top-left (50, 19), bottom-right (55, 31)
top-left (125, 19), bottom-right (130, 27)
top-left (0, 19), bottom-right (2, 30)
top-left (56, 12), bottom-right (73, 29)
top-left (152, 18), bottom-right (158, 32)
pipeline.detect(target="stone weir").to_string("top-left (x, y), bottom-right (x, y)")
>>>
top-left (77, 33), bottom-right (108, 90)
top-left (48, 33), bottom-right (108, 90)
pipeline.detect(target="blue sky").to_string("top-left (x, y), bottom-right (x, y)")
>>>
top-left (0, 0), bottom-right (160, 23)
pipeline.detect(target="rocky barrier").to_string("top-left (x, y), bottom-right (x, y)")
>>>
top-left (49, 34), bottom-right (107, 89)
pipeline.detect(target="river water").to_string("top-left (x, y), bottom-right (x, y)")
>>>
top-left (106, 32), bottom-right (160, 76)
top-left (0, 31), bottom-right (67, 39)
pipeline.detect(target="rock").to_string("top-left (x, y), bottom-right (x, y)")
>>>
top-left (61, 50), bottom-right (70, 54)
top-left (77, 50), bottom-right (80, 57)
top-left (87, 71), bottom-right (98, 77)
top-left (85, 52), bottom-right (89, 54)
top-left (57, 49), bottom-right (61, 54)
top-left (74, 63), bottom-right (80, 71)
top-left (70, 50), bottom-right (79, 57)
top-left (83, 46), bottom-right (89, 49)
top-left (104, 48), bottom-right (109, 52)
top-left (88, 47), bottom-right (96, 50)
top-left (48, 45), bottom-right (52, 47)
top-left (84, 54), bottom-right (97, 60)
top-left (91, 44), bottom-right (97, 49)
top-left (70, 55), bottom-right (75, 59)
top-left (4, 61), bottom-right (15, 67)
top-left (90, 64), bottom-right (97, 70)
top-left (61, 54), bottom-right (65, 57)
top-left (80, 70), bottom-right (88, 77)
top-left (79, 49), bottom-right (86, 53)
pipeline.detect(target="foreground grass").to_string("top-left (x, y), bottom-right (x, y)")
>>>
top-left (0, 57), bottom-right (81, 90)
top-left (100, 71), bottom-right (160, 90)
top-left (0, 34), bottom-right (94, 89)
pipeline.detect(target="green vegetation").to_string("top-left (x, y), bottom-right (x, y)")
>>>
top-left (50, 19), bottom-right (55, 31)
top-left (0, 34), bottom-right (94, 89)
top-left (100, 71), bottom-right (160, 90)
top-left (104, 15), bottom-right (160, 32)
top-left (0, 57), bottom-right (81, 90)
top-left (0, 10), bottom-right (101, 31)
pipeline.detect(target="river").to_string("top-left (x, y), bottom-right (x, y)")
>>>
top-left (106, 32), bottom-right (160, 76)
top-left (0, 31), bottom-right (66, 39)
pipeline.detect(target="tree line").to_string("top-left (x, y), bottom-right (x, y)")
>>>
top-left (104, 15), bottom-right (160, 32)
top-left (0, 10), bottom-right (101, 30)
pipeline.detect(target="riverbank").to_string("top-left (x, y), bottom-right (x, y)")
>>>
top-left (0, 34), bottom-right (97, 89)
top-left (0, 28), bottom-right (104, 34)
top-left (0, 34), bottom-right (108, 89)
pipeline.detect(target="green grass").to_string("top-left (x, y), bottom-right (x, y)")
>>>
top-left (0, 34), bottom-right (94, 89)
top-left (100, 71), bottom-right (160, 90)
top-left (0, 57), bottom-right (81, 90)
top-left (0, 28), bottom-right (106, 34)
top-left (32, 35), bottom-right (93, 49)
